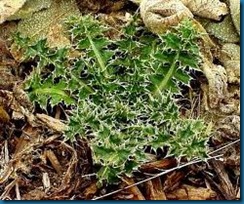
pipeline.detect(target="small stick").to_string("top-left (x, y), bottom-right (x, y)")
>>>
top-left (92, 139), bottom-right (240, 200)
top-left (92, 154), bottom-right (222, 200)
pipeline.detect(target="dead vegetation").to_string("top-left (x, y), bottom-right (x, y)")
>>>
top-left (0, 0), bottom-right (240, 200)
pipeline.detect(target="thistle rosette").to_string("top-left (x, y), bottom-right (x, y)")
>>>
top-left (13, 15), bottom-right (210, 185)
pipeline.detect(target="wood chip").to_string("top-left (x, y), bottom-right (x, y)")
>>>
top-left (15, 182), bottom-right (21, 200)
top-left (83, 182), bottom-right (98, 199)
top-left (4, 140), bottom-right (9, 163)
top-left (0, 165), bottom-right (14, 185)
top-left (166, 184), bottom-right (217, 200)
top-left (145, 178), bottom-right (167, 200)
top-left (164, 171), bottom-right (185, 192)
top-left (0, 105), bottom-right (10, 123)
top-left (0, 178), bottom-right (17, 200)
top-left (236, 187), bottom-right (240, 200)
top-left (140, 158), bottom-right (177, 173)
top-left (36, 113), bottom-right (67, 132)
top-left (211, 160), bottom-right (235, 200)
top-left (1, 125), bottom-right (40, 185)
top-left (22, 189), bottom-right (46, 200)
top-left (121, 177), bottom-right (145, 200)
top-left (42, 172), bottom-right (51, 192)
top-left (45, 149), bottom-right (63, 175)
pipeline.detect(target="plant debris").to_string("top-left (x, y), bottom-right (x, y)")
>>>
top-left (0, 0), bottom-right (240, 200)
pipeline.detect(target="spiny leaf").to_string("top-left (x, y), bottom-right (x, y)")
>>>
top-left (14, 15), bottom-right (210, 185)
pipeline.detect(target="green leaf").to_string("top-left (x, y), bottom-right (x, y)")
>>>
top-left (174, 69), bottom-right (191, 84)
top-left (14, 16), bottom-right (210, 185)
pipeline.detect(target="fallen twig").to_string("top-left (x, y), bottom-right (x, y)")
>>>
top-left (92, 139), bottom-right (240, 200)
top-left (92, 154), bottom-right (222, 200)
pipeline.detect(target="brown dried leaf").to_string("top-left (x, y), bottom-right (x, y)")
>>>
top-left (140, 0), bottom-right (193, 34)
top-left (140, 0), bottom-right (214, 48)
top-left (6, 0), bottom-right (52, 21)
top-left (201, 58), bottom-right (228, 110)
top-left (17, 0), bottom-right (80, 48)
top-left (205, 15), bottom-right (240, 43)
top-left (0, 0), bottom-right (27, 24)
top-left (181, 0), bottom-right (228, 21)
